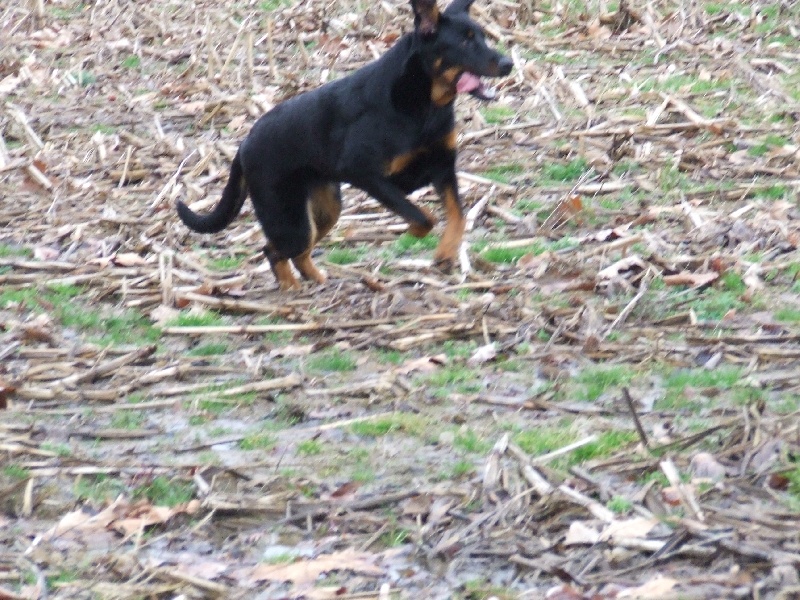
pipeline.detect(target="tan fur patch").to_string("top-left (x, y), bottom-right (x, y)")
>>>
top-left (434, 185), bottom-right (465, 264)
top-left (431, 67), bottom-right (461, 107)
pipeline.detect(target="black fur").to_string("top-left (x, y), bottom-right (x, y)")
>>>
top-left (176, 0), bottom-right (512, 289)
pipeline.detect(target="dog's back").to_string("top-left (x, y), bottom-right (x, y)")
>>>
top-left (177, 0), bottom-right (511, 290)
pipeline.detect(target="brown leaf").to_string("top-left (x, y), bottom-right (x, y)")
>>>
top-left (249, 549), bottom-right (382, 584)
top-left (401, 494), bottom-right (433, 517)
top-left (395, 354), bottom-right (446, 375)
top-left (467, 342), bottom-right (497, 366)
top-left (33, 246), bottom-right (60, 261)
top-left (112, 252), bottom-right (148, 266)
top-left (596, 255), bottom-right (647, 280)
top-left (329, 481), bottom-right (361, 499)
top-left (690, 452), bottom-right (726, 482)
top-left (618, 575), bottom-right (678, 598)
top-left (662, 271), bottom-right (718, 288)
top-left (541, 194), bottom-right (583, 231)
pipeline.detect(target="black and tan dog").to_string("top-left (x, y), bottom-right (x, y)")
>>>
top-left (177, 0), bottom-right (512, 290)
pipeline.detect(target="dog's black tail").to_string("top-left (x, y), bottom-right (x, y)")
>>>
top-left (176, 151), bottom-right (247, 234)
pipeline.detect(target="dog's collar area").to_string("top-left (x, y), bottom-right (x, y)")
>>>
top-left (456, 71), bottom-right (496, 100)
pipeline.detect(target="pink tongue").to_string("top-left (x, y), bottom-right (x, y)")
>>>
top-left (456, 72), bottom-right (481, 94)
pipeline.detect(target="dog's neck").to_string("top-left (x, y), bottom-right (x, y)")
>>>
top-left (390, 36), bottom-right (447, 116)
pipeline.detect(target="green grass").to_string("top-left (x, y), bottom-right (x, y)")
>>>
top-left (239, 432), bottom-right (277, 450)
top-left (514, 425), bottom-right (576, 457)
top-left (775, 308), bottom-right (800, 322)
top-left (657, 366), bottom-right (743, 410)
top-left (691, 290), bottom-right (746, 320)
top-left (351, 413), bottom-right (427, 438)
top-left (187, 342), bottom-right (229, 356)
top-left (72, 70), bottom-right (96, 87)
top-left (755, 184), bottom-right (788, 199)
top-left (206, 254), bottom-right (247, 271)
top-left (573, 364), bottom-right (636, 401)
top-left (167, 310), bottom-right (224, 327)
top-left (259, 0), bottom-right (293, 10)
top-left (327, 246), bottom-right (366, 265)
top-left (41, 442), bottom-right (71, 457)
top-left (393, 232), bottom-right (438, 254)
top-left (570, 431), bottom-right (637, 463)
top-left (120, 54), bottom-right (141, 69)
top-left (424, 365), bottom-right (482, 397)
top-left (480, 105), bottom-right (515, 124)
top-left (720, 271), bottom-right (746, 294)
top-left (307, 347), bottom-right (357, 372)
top-left (0, 284), bottom-right (159, 346)
top-left (483, 163), bottom-right (524, 184)
top-left (0, 244), bottom-right (32, 258)
top-left (3, 464), bottom-right (31, 480)
top-left (296, 439), bottom-right (323, 456)
top-left (608, 495), bottom-right (633, 513)
top-left (134, 476), bottom-right (194, 507)
top-left (374, 349), bottom-right (406, 365)
top-left (453, 429), bottom-right (491, 454)
top-left (543, 158), bottom-right (589, 182)
top-left (379, 526), bottom-right (410, 548)
top-left (110, 411), bottom-right (145, 430)
top-left (74, 474), bottom-right (127, 503)
top-left (480, 237), bottom-right (578, 263)
top-left (449, 459), bottom-right (476, 479)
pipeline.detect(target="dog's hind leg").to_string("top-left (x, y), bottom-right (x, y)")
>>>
top-left (291, 182), bottom-right (342, 283)
top-left (249, 178), bottom-right (312, 291)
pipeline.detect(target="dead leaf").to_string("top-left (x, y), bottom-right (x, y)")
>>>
top-left (33, 246), bottom-right (60, 261)
top-left (690, 452), bottom-right (726, 482)
top-left (395, 354), bottom-right (446, 375)
top-left (662, 271), bottom-right (719, 288)
top-left (249, 549), bottom-right (383, 584)
top-left (541, 195), bottom-right (583, 231)
top-left (112, 252), bottom-right (148, 267)
top-left (269, 344), bottom-right (315, 359)
top-left (564, 520), bottom-right (600, 545)
top-left (600, 517), bottom-right (658, 541)
top-left (467, 342), bottom-right (497, 366)
top-left (618, 575), bottom-right (678, 598)
top-left (150, 304), bottom-right (180, 326)
top-left (596, 255), bottom-right (647, 280)
top-left (401, 494), bottom-right (433, 516)
top-left (328, 481), bottom-right (361, 499)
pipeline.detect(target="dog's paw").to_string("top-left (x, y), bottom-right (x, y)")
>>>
top-left (433, 256), bottom-right (456, 273)
top-left (407, 207), bottom-right (437, 238)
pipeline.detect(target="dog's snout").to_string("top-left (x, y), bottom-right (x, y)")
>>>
top-left (497, 56), bottom-right (513, 77)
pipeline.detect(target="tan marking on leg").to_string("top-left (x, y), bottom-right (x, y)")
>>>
top-left (308, 183), bottom-right (342, 241)
top-left (385, 147), bottom-right (428, 176)
top-left (434, 185), bottom-right (465, 268)
top-left (440, 129), bottom-right (457, 151)
top-left (292, 251), bottom-right (326, 284)
top-left (407, 206), bottom-right (437, 238)
top-left (273, 259), bottom-right (301, 291)
top-left (291, 184), bottom-right (342, 285)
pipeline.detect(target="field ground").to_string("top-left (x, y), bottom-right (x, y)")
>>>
top-left (2, 0), bottom-right (800, 598)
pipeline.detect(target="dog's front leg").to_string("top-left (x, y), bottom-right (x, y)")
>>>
top-left (432, 172), bottom-right (465, 271)
top-left (354, 177), bottom-right (437, 238)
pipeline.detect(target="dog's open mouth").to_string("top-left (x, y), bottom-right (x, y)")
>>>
top-left (456, 72), bottom-right (496, 100)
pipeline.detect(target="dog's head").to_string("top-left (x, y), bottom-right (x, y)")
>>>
top-left (411, 0), bottom-right (512, 104)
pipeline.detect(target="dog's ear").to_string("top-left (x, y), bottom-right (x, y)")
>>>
top-left (410, 0), bottom-right (440, 36)
top-left (443, 0), bottom-right (474, 15)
